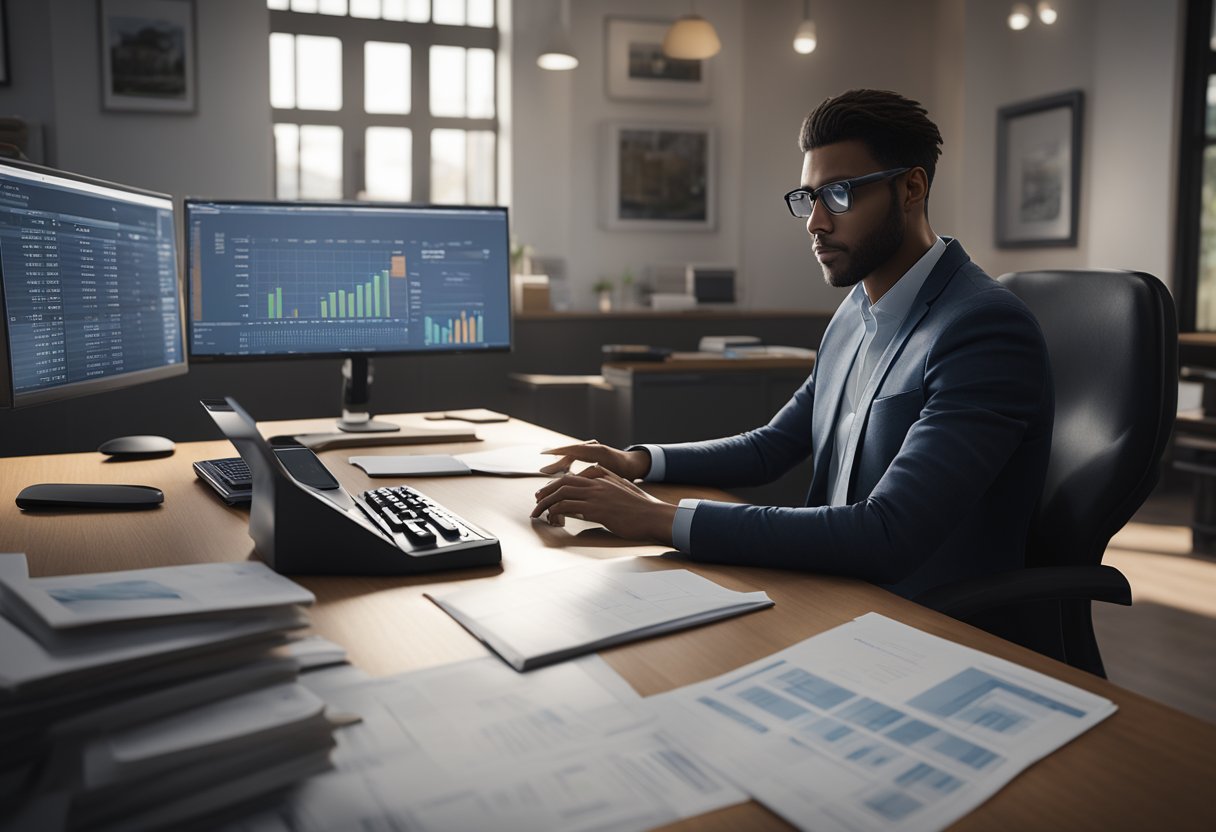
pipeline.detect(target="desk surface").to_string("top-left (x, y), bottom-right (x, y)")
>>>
top-left (2, 412), bottom-right (1214, 831)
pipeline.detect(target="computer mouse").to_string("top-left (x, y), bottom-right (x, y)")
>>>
top-left (98, 435), bottom-right (176, 458)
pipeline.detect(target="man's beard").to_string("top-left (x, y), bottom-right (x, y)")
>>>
top-left (819, 187), bottom-right (905, 289)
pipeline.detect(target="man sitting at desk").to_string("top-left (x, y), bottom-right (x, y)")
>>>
top-left (531, 89), bottom-right (1054, 598)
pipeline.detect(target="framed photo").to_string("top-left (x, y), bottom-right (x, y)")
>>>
top-left (995, 90), bottom-right (1083, 248)
top-left (605, 17), bottom-right (710, 103)
top-left (605, 122), bottom-right (715, 232)
top-left (99, 0), bottom-right (196, 113)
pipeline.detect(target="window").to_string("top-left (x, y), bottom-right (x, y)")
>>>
top-left (1177, 0), bottom-right (1216, 330)
top-left (267, 0), bottom-right (499, 204)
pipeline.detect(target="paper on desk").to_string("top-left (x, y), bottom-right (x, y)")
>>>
top-left (454, 444), bottom-right (560, 475)
top-left (0, 553), bottom-right (29, 583)
top-left (0, 561), bottom-right (313, 634)
top-left (349, 454), bottom-right (472, 477)
top-left (217, 655), bottom-right (744, 832)
top-left (427, 565), bottom-right (773, 671)
top-left (648, 612), bottom-right (1117, 832)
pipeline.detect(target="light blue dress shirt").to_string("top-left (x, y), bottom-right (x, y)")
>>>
top-left (644, 236), bottom-right (947, 552)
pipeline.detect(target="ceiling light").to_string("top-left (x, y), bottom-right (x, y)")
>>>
top-left (663, 14), bottom-right (721, 60)
top-left (1036, 1), bottom-right (1058, 25)
top-left (793, 0), bottom-right (817, 54)
top-left (1008, 3), bottom-right (1032, 30)
top-left (537, 0), bottom-right (578, 71)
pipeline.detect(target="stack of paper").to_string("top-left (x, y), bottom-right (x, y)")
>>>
top-left (426, 564), bottom-right (774, 671)
top-left (0, 555), bottom-right (337, 831)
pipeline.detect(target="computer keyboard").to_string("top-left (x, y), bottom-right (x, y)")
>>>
top-left (356, 485), bottom-right (493, 553)
top-left (193, 456), bottom-right (253, 505)
top-left (211, 457), bottom-right (252, 487)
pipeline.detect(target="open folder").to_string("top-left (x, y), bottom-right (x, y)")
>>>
top-left (426, 564), bottom-right (773, 671)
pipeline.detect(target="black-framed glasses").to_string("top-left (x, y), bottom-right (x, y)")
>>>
top-left (783, 167), bottom-right (910, 218)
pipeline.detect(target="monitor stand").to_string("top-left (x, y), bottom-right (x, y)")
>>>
top-left (336, 356), bottom-right (400, 433)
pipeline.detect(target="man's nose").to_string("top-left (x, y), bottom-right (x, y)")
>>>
top-left (806, 197), bottom-right (833, 236)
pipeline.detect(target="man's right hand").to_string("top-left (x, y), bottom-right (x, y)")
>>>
top-left (539, 441), bottom-right (651, 480)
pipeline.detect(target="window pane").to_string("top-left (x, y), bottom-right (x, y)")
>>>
top-left (1208, 75), bottom-right (1216, 139)
top-left (268, 0), bottom-right (289, 10)
top-left (269, 33), bottom-right (295, 109)
top-left (318, 0), bottom-right (347, 13)
top-left (290, 0), bottom-right (319, 11)
top-left (365, 42), bottom-right (410, 114)
top-left (274, 124), bottom-right (300, 200)
top-left (350, 0), bottom-right (381, 18)
top-left (432, 0), bottom-right (464, 25)
top-left (299, 125), bottom-right (343, 199)
top-left (467, 130), bottom-right (495, 204)
top-left (1200, 146), bottom-right (1216, 328)
top-left (296, 35), bottom-right (342, 111)
top-left (430, 46), bottom-right (466, 117)
top-left (383, 0), bottom-right (428, 21)
top-left (365, 127), bottom-right (412, 201)
top-left (467, 0), bottom-right (493, 27)
top-left (432, 128), bottom-right (466, 203)
top-left (467, 47), bottom-right (494, 118)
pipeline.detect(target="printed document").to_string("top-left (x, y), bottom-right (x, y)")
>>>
top-left (649, 612), bottom-right (1117, 832)
top-left (221, 655), bottom-right (745, 832)
top-left (427, 565), bottom-right (773, 670)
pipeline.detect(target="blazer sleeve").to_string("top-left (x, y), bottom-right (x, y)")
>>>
top-left (650, 365), bottom-right (818, 489)
top-left (681, 299), bottom-right (1051, 585)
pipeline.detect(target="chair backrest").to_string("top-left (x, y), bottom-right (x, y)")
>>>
top-left (999, 270), bottom-right (1178, 568)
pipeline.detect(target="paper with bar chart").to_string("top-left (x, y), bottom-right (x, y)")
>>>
top-left (648, 612), bottom-right (1116, 832)
top-left (186, 203), bottom-right (510, 358)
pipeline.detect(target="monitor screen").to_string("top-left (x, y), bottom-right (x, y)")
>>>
top-left (0, 161), bottom-right (186, 408)
top-left (185, 201), bottom-right (511, 359)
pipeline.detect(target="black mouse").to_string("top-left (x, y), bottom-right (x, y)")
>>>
top-left (98, 435), bottom-right (176, 458)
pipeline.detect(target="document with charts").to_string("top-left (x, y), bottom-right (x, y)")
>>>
top-left (426, 564), bottom-right (773, 671)
top-left (648, 612), bottom-right (1117, 832)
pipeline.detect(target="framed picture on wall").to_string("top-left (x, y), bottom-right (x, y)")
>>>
top-left (995, 90), bottom-right (1084, 248)
top-left (99, 0), bottom-right (196, 113)
top-left (605, 122), bottom-right (715, 232)
top-left (605, 18), bottom-right (710, 103)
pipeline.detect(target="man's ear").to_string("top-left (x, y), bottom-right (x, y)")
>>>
top-left (904, 167), bottom-right (929, 212)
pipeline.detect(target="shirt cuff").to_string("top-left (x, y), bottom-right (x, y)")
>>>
top-left (634, 444), bottom-right (666, 481)
top-left (672, 498), bottom-right (700, 552)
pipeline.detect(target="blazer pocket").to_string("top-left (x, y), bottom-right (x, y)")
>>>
top-left (870, 388), bottom-right (923, 416)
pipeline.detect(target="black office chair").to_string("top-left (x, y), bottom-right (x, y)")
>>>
top-left (916, 269), bottom-right (1178, 677)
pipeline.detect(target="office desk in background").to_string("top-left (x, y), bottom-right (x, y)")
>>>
top-left (1, 413), bottom-right (1214, 831)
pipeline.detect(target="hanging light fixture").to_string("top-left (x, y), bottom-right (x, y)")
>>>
top-left (663, 3), bottom-right (722, 61)
top-left (793, 0), bottom-right (817, 54)
top-left (1007, 2), bottom-right (1032, 30)
top-left (1036, 1), bottom-right (1058, 25)
top-left (537, 0), bottom-right (578, 71)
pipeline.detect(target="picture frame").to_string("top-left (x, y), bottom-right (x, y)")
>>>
top-left (605, 122), bottom-right (715, 232)
top-left (995, 90), bottom-right (1083, 248)
top-left (99, 0), bottom-right (196, 113)
top-left (0, 0), bottom-right (11, 87)
top-left (604, 17), bottom-right (710, 103)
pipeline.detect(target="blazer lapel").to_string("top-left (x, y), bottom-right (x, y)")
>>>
top-left (808, 289), bottom-right (866, 500)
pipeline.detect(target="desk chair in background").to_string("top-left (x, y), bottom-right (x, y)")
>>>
top-left (917, 270), bottom-right (1178, 677)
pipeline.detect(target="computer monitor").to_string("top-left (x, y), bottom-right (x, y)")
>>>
top-left (184, 200), bottom-right (511, 432)
top-left (0, 159), bottom-right (186, 410)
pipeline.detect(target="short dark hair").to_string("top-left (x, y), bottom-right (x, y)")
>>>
top-left (798, 89), bottom-right (943, 194)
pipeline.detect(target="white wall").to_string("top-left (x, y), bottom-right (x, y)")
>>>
top-left (44, 0), bottom-right (272, 200)
top-left (955, 0), bottom-right (1182, 288)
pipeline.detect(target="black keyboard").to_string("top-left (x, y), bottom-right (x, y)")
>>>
top-left (357, 485), bottom-right (492, 551)
top-left (193, 456), bottom-right (253, 505)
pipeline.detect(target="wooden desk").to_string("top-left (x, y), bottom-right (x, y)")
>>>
top-left (1, 413), bottom-right (1214, 830)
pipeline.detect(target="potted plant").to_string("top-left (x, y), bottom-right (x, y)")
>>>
top-left (593, 279), bottom-right (615, 312)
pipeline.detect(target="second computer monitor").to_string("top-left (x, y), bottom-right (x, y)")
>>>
top-left (185, 201), bottom-right (511, 359)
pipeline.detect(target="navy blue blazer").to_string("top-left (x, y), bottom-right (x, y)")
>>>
top-left (658, 239), bottom-right (1054, 598)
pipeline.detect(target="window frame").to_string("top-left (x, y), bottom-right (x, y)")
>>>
top-left (1176, 0), bottom-right (1216, 331)
top-left (268, 9), bottom-right (499, 203)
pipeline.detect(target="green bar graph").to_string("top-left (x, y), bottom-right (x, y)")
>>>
top-left (263, 262), bottom-right (401, 320)
top-left (339, 290), bottom-right (346, 318)
top-left (321, 299), bottom-right (328, 317)
top-left (268, 293), bottom-right (275, 318)
top-left (373, 275), bottom-right (381, 317)
top-left (275, 288), bottom-right (283, 319)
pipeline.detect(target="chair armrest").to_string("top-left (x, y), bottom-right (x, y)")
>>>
top-left (913, 565), bottom-right (1132, 620)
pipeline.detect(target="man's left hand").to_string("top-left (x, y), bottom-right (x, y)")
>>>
top-left (531, 464), bottom-right (677, 545)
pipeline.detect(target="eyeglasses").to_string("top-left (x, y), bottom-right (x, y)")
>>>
top-left (783, 167), bottom-right (910, 218)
